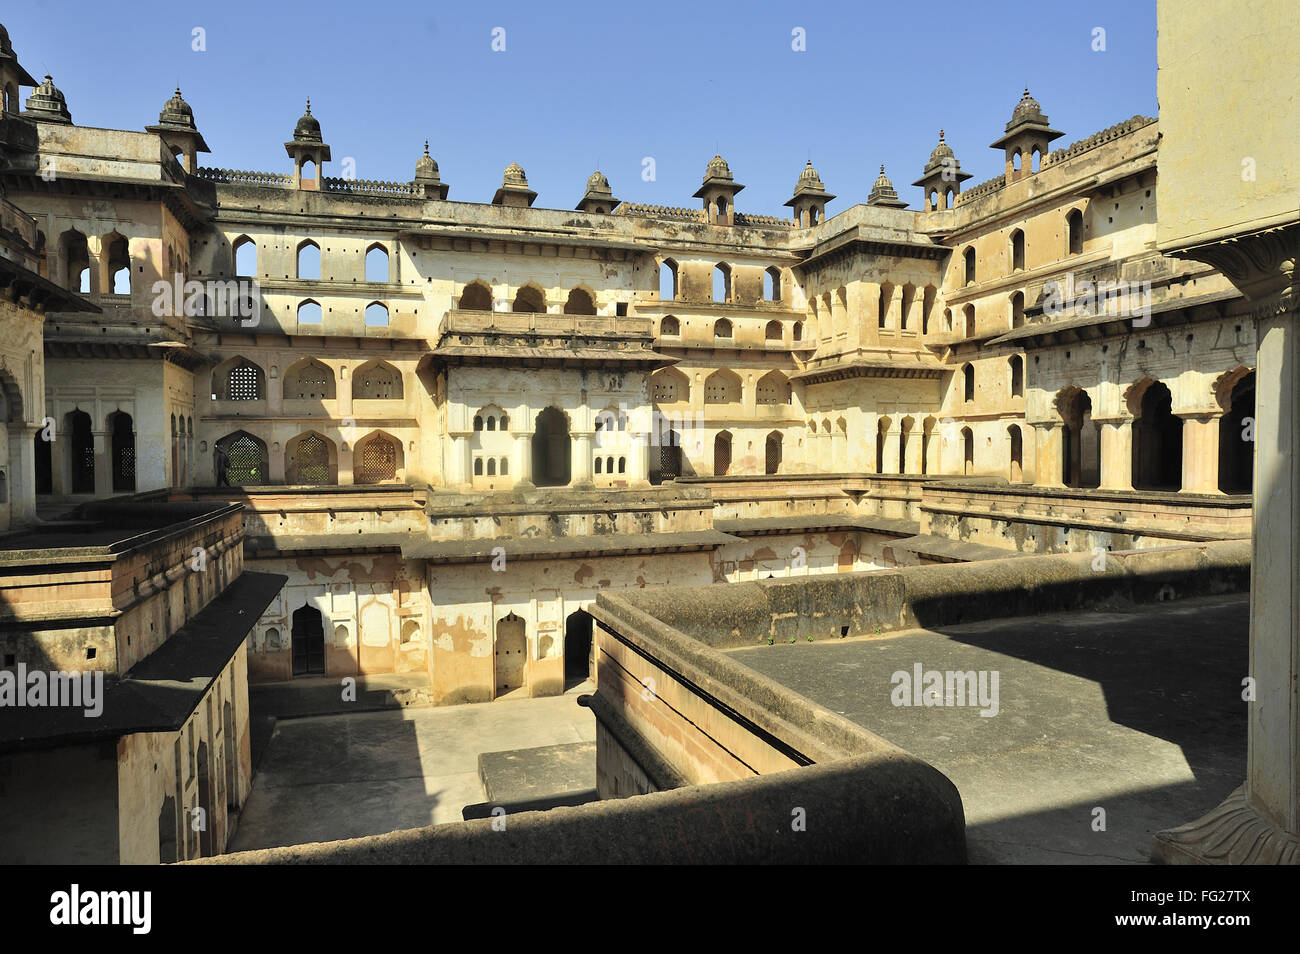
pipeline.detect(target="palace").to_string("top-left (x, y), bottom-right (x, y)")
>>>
top-left (0, 3), bottom-right (1294, 866)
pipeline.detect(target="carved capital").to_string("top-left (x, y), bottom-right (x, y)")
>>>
top-left (1169, 223), bottom-right (1298, 319)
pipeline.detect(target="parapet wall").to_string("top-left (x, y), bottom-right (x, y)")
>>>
top-left (604, 539), bottom-right (1250, 650)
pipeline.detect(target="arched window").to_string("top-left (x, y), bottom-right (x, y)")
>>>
top-left (921, 286), bottom-right (936, 335)
top-left (793, 320), bottom-right (803, 342)
top-left (286, 431), bottom-right (335, 484)
top-left (474, 457), bottom-right (483, 476)
top-left (1010, 291), bottom-right (1025, 329)
top-left (487, 458), bottom-right (496, 476)
top-left (301, 159), bottom-right (317, 181)
top-left (563, 287), bottom-right (596, 316)
top-left (714, 318), bottom-right (733, 339)
top-left (1031, 146), bottom-right (1041, 173)
top-left (878, 282), bottom-right (892, 329)
top-left (459, 281), bottom-right (492, 311)
top-left (963, 247), bottom-right (976, 285)
top-left (962, 363), bottom-right (975, 402)
top-left (659, 259), bottom-right (678, 300)
top-left (365, 244), bottom-right (389, 283)
top-left (713, 431), bottom-right (732, 476)
top-left (756, 371), bottom-right (791, 405)
top-left (1012, 148), bottom-right (1023, 172)
top-left (900, 284), bottom-right (915, 331)
top-left (216, 431), bottom-right (269, 485)
top-left (1010, 229), bottom-right (1025, 272)
top-left (1009, 355), bottom-right (1024, 397)
top-left (962, 427), bottom-right (974, 475)
top-left (297, 240), bottom-right (320, 280)
top-left (660, 315), bottom-right (680, 336)
top-left (105, 233), bottom-right (131, 295)
top-left (364, 302), bottom-right (389, 326)
top-left (216, 358), bottom-right (266, 401)
top-left (355, 432), bottom-right (401, 483)
top-left (764, 267), bottom-right (781, 302)
top-left (712, 263), bottom-right (731, 303)
top-left (963, 303), bottom-right (976, 337)
top-left (1067, 209), bottom-right (1084, 256)
top-left (514, 284), bottom-right (546, 313)
top-left (765, 319), bottom-right (782, 341)
top-left (233, 236), bottom-right (257, 277)
top-left (651, 368), bottom-right (688, 403)
top-left (297, 299), bottom-right (323, 324)
top-left (352, 360), bottom-right (403, 400)
top-left (282, 358), bottom-right (336, 399)
top-left (704, 369), bottom-right (741, 404)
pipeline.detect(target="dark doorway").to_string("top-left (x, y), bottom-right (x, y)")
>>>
top-left (765, 432), bottom-right (782, 475)
top-left (1060, 389), bottom-right (1100, 488)
top-left (68, 409), bottom-right (94, 493)
top-left (652, 428), bottom-right (682, 485)
top-left (109, 411), bottom-right (135, 492)
top-left (495, 613), bottom-right (527, 696)
top-left (1219, 372), bottom-right (1255, 494)
top-left (1132, 382), bottom-right (1183, 491)
top-left (564, 610), bottom-right (594, 687)
top-left (1009, 425), bottom-right (1023, 481)
top-left (291, 604), bottom-right (326, 676)
top-left (532, 407), bottom-right (570, 487)
top-left (195, 740), bottom-right (212, 857)
top-left (34, 432), bottom-right (51, 494)
top-left (713, 431), bottom-right (732, 476)
top-left (158, 796), bottom-right (178, 864)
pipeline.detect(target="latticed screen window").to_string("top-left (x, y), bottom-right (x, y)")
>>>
top-left (356, 437), bottom-right (397, 484)
top-left (228, 365), bottom-right (262, 401)
top-left (225, 435), bottom-right (267, 484)
top-left (296, 434), bottom-right (329, 483)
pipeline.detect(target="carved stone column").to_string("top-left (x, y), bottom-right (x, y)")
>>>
top-left (1153, 224), bottom-right (1299, 863)
top-left (1178, 412), bottom-right (1222, 494)
top-left (1095, 417), bottom-right (1133, 491)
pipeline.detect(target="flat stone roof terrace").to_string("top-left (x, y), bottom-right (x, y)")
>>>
top-left (728, 593), bottom-right (1248, 864)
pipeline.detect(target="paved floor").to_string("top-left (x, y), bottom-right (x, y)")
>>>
top-left (231, 681), bottom-right (595, 852)
top-left (729, 594), bottom-right (1249, 864)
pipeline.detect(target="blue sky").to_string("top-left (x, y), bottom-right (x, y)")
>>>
top-left (9, 0), bottom-right (1157, 217)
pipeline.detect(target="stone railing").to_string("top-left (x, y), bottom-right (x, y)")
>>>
top-left (195, 168), bottom-right (292, 187)
top-left (1042, 115), bottom-right (1157, 169)
top-left (322, 177), bottom-right (421, 197)
top-left (733, 212), bottom-right (794, 229)
top-left (955, 173), bottom-right (1006, 207)
top-left (617, 203), bottom-right (707, 223)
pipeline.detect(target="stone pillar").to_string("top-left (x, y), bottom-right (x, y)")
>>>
top-left (92, 430), bottom-right (110, 495)
top-left (514, 431), bottom-right (534, 488)
top-left (572, 431), bottom-right (594, 488)
top-left (7, 424), bottom-right (37, 525)
top-left (904, 426), bottom-right (924, 475)
top-left (1034, 422), bottom-right (1065, 487)
top-left (1096, 418), bottom-right (1133, 491)
top-left (882, 426), bottom-right (902, 476)
top-left (1179, 413), bottom-right (1222, 494)
top-left (448, 433), bottom-right (471, 489)
top-left (1152, 229), bottom-right (1299, 864)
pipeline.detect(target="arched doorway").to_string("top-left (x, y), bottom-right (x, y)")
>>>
top-left (291, 604), bottom-right (325, 676)
top-left (532, 407), bottom-right (570, 487)
top-left (1060, 388), bottom-right (1099, 488)
top-left (1008, 425), bottom-right (1023, 482)
top-left (962, 427), bottom-right (974, 475)
top-left (713, 431), bottom-right (732, 476)
top-left (66, 409), bottom-right (94, 493)
top-left (109, 411), bottom-right (135, 492)
top-left (1132, 381), bottom-right (1183, 490)
top-left (34, 431), bottom-right (51, 495)
top-left (652, 427), bottom-right (682, 485)
top-left (495, 612), bottom-right (527, 697)
top-left (765, 432), bottom-right (782, 475)
top-left (564, 610), bottom-right (594, 688)
top-left (1219, 371), bottom-right (1255, 494)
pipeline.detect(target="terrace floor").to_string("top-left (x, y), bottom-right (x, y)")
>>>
top-left (728, 593), bottom-right (1249, 864)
